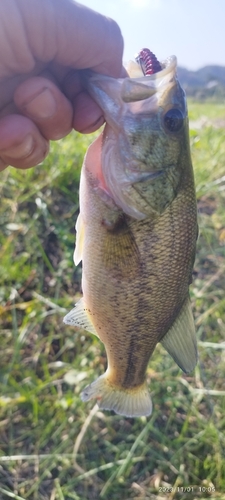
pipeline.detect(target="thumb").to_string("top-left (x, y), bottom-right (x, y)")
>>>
top-left (16, 0), bottom-right (124, 77)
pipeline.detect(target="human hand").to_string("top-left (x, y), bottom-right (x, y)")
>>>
top-left (0, 0), bottom-right (123, 171)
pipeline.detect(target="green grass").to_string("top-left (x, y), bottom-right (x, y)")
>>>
top-left (0, 102), bottom-right (225, 500)
top-left (188, 100), bottom-right (225, 122)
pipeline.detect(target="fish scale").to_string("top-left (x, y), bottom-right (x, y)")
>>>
top-left (80, 176), bottom-right (196, 388)
top-left (64, 51), bottom-right (198, 417)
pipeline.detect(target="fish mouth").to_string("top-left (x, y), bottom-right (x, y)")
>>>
top-left (121, 55), bottom-right (177, 102)
top-left (83, 55), bottom-right (177, 108)
top-left (150, 55), bottom-right (177, 78)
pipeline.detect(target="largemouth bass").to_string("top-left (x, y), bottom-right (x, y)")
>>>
top-left (64, 50), bottom-right (198, 418)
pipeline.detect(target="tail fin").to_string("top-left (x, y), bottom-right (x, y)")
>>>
top-left (81, 374), bottom-right (152, 418)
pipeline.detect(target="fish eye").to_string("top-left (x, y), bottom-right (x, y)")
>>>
top-left (163, 108), bottom-right (184, 133)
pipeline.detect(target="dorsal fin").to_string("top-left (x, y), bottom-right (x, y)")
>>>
top-left (74, 213), bottom-right (85, 265)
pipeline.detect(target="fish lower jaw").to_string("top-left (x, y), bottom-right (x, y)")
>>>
top-left (81, 374), bottom-right (152, 418)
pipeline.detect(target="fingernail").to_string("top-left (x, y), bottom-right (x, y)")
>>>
top-left (0, 158), bottom-right (7, 171)
top-left (2, 134), bottom-right (34, 159)
top-left (23, 88), bottom-right (57, 119)
top-left (80, 115), bottom-right (105, 134)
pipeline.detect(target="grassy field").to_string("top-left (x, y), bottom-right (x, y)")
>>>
top-left (0, 100), bottom-right (225, 500)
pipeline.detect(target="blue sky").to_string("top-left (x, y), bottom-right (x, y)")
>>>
top-left (79, 0), bottom-right (225, 70)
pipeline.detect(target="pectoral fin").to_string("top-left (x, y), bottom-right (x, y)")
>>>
top-left (74, 213), bottom-right (85, 265)
top-left (102, 215), bottom-right (140, 278)
top-left (161, 297), bottom-right (198, 373)
top-left (63, 298), bottom-right (99, 338)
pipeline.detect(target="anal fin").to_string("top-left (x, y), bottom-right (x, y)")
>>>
top-left (63, 298), bottom-right (99, 338)
top-left (161, 297), bottom-right (198, 373)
